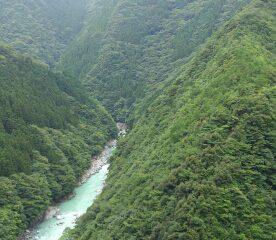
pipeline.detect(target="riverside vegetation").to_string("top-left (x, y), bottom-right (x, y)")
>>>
top-left (0, 46), bottom-right (116, 239)
top-left (0, 0), bottom-right (275, 239)
top-left (60, 0), bottom-right (276, 239)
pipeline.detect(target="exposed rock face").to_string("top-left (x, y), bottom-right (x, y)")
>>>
top-left (117, 122), bottom-right (127, 136)
top-left (44, 206), bottom-right (60, 220)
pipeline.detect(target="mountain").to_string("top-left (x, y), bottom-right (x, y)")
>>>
top-left (0, 0), bottom-right (88, 66)
top-left (0, 45), bottom-right (116, 239)
top-left (61, 0), bottom-right (276, 239)
top-left (58, 0), bottom-right (250, 121)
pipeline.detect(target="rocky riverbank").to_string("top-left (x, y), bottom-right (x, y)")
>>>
top-left (79, 123), bottom-right (127, 185)
top-left (117, 122), bottom-right (127, 136)
top-left (80, 139), bottom-right (116, 185)
top-left (19, 123), bottom-right (127, 240)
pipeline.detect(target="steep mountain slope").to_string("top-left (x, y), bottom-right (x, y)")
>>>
top-left (0, 45), bottom-right (117, 239)
top-left (62, 0), bottom-right (276, 239)
top-left (58, 0), bottom-right (250, 120)
top-left (0, 0), bottom-right (88, 66)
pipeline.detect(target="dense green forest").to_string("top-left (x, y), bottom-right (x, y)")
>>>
top-left (61, 0), bottom-right (276, 239)
top-left (0, 0), bottom-right (88, 66)
top-left (0, 45), bottom-right (116, 239)
top-left (58, 0), bottom-right (250, 121)
top-left (0, 0), bottom-right (275, 239)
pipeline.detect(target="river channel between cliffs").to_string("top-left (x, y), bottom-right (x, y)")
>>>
top-left (24, 123), bottom-right (127, 240)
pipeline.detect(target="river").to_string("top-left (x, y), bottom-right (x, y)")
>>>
top-left (25, 123), bottom-right (127, 240)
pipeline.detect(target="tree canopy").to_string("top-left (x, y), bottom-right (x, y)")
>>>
top-left (62, 1), bottom-right (276, 239)
top-left (0, 45), bottom-right (116, 238)
top-left (0, 0), bottom-right (88, 66)
top-left (58, 0), bottom-right (250, 121)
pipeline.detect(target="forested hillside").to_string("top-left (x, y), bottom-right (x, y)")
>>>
top-left (58, 0), bottom-right (250, 121)
top-left (0, 0), bottom-right (88, 66)
top-left (62, 0), bottom-right (276, 239)
top-left (0, 45), bottom-right (116, 239)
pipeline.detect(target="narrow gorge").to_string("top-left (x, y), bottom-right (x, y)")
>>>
top-left (0, 1), bottom-right (275, 240)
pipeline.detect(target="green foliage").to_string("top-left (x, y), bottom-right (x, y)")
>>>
top-left (58, 0), bottom-right (250, 121)
top-left (0, 45), bottom-right (117, 238)
top-left (63, 1), bottom-right (276, 239)
top-left (0, 177), bottom-right (24, 240)
top-left (11, 174), bottom-right (51, 225)
top-left (0, 0), bottom-right (88, 66)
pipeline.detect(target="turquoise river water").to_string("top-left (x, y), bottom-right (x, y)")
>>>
top-left (29, 144), bottom-right (116, 240)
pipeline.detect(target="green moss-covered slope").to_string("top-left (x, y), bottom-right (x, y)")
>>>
top-left (62, 1), bottom-right (276, 239)
top-left (0, 0), bottom-right (88, 66)
top-left (0, 45), bottom-right (117, 239)
top-left (58, 0), bottom-right (250, 121)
